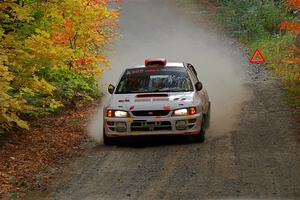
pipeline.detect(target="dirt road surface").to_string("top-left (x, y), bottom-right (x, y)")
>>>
top-left (24, 0), bottom-right (300, 199)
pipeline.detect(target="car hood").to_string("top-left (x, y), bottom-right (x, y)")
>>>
top-left (106, 92), bottom-right (196, 111)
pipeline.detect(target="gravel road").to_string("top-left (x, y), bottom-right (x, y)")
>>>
top-left (24, 0), bottom-right (300, 199)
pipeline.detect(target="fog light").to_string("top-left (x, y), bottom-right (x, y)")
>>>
top-left (116, 122), bottom-right (127, 132)
top-left (107, 121), bottom-right (114, 126)
top-left (176, 120), bottom-right (187, 130)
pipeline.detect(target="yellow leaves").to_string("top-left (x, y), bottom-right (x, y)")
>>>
top-left (21, 88), bottom-right (34, 95)
top-left (32, 76), bottom-right (56, 94)
top-left (1, 111), bottom-right (29, 130)
top-left (25, 30), bottom-right (73, 68)
top-left (0, 57), bottom-right (14, 82)
top-left (46, 98), bottom-right (64, 110)
top-left (0, 1), bottom-right (33, 23)
top-left (50, 100), bottom-right (64, 109)
top-left (0, 63), bottom-right (29, 131)
top-left (0, 0), bottom-right (120, 131)
top-left (34, 29), bottom-right (51, 38)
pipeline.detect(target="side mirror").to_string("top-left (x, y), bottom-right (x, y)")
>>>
top-left (108, 84), bottom-right (115, 94)
top-left (195, 82), bottom-right (203, 91)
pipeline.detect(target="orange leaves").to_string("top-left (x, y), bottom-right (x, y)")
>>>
top-left (76, 54), bottom-right (109, 67)
top-left (279, 0), bottom-right (300, 33)
top-left (283, 58), bottom-right (300, 63)
top-left (51, 33), bottom-right (71, 45)
top-left (279, 0), bottom-right (300, 64)
top-left (287, 0), bottom-right (300, 9)
top-left (76, 57), bottom-right (94, 65)
top-left (279, 21), bottom-right (300, 32)
top-left (74, 8), bottom-right (81, 15)
top-left (51, 18), bottom-right (74, 45)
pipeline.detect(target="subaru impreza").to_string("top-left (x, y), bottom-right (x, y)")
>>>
top-left (103, 59), bottom-right (210, 145)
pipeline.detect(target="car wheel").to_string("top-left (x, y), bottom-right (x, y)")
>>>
top-left (103, 127), bottom-right (115, 145)
top-left (194, 117), bottom-right (206, 143)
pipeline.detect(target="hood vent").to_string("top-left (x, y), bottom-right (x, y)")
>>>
top-left (136, 94), bottom-right (168, 98)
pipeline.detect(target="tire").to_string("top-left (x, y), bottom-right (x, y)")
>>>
top-left (103, 127), bottom-right (115, 146)
top-left (194, 117), bottom-right (206, 143)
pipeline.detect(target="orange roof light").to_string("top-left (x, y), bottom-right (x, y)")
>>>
top-left (144, 58), bottom-right (167, 67)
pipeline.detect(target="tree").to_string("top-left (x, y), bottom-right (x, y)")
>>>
top-left (0, 0), bottom-right (120, 131)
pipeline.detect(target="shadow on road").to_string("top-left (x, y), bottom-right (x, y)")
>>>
top-left (110, 135), bottom-right (202, 148)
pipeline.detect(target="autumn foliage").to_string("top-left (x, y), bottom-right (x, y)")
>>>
top-left (278, 0), bottom-right (300, 84)
top-left (0, 0), bottom-right (120, 132)
top-left (279, 1), bottom-right (300, 32)
top-left (219, 0), bottom-right (299, 105)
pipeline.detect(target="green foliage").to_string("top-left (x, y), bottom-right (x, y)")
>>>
top-left (39, 67), bottom-right (99, 104)
top-left (249, 34), bottom-right (288, 64)
top-left (249, 33), bottom-right (297, 79)
top-left (22, 67), bottom-right (99, 115)
top-left (217, 0), bottom-right (299, 106)
top-left (218, 0), bottom-right (289, 42)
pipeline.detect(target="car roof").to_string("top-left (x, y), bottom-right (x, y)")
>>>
top-left (127, 62), bottom-right (184, 69)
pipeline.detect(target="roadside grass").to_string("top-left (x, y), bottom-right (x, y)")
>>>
top-left (249, 33), bottom-right (300, 107)
top-left (217, 0), bottom-right (300, 107)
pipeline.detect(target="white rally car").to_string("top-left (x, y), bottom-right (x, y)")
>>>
top-left (103, 59), bottom-right (210, 145)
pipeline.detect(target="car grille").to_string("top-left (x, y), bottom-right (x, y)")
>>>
top-left (131, 121), bottom-right (172, 132)
top-left (131, 110), bottom-right (170, 116)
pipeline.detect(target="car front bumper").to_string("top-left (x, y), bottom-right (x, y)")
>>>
top-left (104, 113), bottom-right (203, 137)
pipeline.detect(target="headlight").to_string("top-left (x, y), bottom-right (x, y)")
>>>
top-left (107, 110), bottom-right (128, 118)
top-left (174, 109), bottom-right (188, 116)
top-left (115, 110), bottom-right (128, 117)
top-left (173, 107), bottom-right (197, 116)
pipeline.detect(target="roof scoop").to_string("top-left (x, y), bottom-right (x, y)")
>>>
top-left (144, 58), bottom-right (167, 67)
top-left (136, 94), bottom-right (169, 98)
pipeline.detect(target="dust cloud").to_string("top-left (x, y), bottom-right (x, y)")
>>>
top-left (88, 0), bottom-right (250, 143)
top-left (88, 105), bottom-right (104, 143)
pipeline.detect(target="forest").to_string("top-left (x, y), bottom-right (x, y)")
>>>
top-left (0, 0), bottom-right (120, 132)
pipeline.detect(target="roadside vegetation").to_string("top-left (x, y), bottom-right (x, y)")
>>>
top-left (0, 0), bottom-right (120, 132)
top-left (217, 0), bottom-right (300, 106)
top-left (0, 0), bottom-right (120, 197)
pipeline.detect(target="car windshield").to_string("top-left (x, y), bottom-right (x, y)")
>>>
top-left (115, 67), bottom-right (194, 94)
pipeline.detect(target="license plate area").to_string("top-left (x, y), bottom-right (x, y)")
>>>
top-left (131, 120), bottom-right (171, 132)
